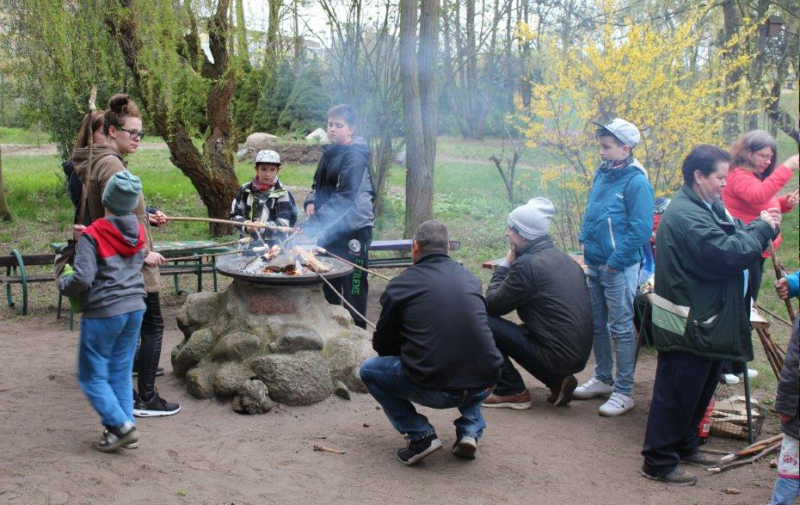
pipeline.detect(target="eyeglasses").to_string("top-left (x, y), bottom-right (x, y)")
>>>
top-left (118, 127), bottom-right (145, 141)
top-left (751, 151), bottom-right (773, 162)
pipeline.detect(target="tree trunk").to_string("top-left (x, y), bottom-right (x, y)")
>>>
top-left (721, 0), bottom-right (743, 141)
top-left (400, 0), bottom-right (432, 237)
top-left (107, 0), bottom-right (239, 236)
top-left (419, 0), bottom-right (439, 173)
top-left (267, 0), bottom-right (282, 56)
top-left (235, 0), bottom-right (249, 63)
top-left (0, 144), bottom-right (12, 222)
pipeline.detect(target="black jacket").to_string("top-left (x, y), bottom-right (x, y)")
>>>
top-left (373, 253), bottom-right (503, 390)
top-left (486, 235), bottom-right (593, 375)
top-left (776, 321), bottom-right (799, 439)
top-left (303, 139), bottom-right (375, 245)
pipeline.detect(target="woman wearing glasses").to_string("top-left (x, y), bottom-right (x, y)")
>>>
top-left (719, 130), bottom-right (799, 384)
top-left (77, 93), bottom-right (180, 418)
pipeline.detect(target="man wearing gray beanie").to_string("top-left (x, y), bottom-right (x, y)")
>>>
top-left (483, 198), bottom-right (594, 409)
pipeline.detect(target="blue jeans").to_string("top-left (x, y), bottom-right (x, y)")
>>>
top-left (767, 476), bottom-right (799, 505)
top-left (360, 356), bottom-right (492, 442)
top-left (77, 310), bottom-right (145, 428)
top-left (587, 264), bottom-right (638, 397)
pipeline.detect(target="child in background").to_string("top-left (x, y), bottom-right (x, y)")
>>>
top-left (767, 272), bottom-right (799, 505)
top-left (59, 171), bottom-right (148, 452)
top-left (230, 149), bottom-right (297, 248)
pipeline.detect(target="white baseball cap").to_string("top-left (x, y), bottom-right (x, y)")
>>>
top-left (592, 118), bottom-right (641, 149)
top-left (255, 149), bottom-right (281, 165)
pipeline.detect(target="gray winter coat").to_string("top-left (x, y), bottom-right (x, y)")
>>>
top-left (776, 321), bottom-right (799, 439)
top-left (58, 215), bottom-right (147, 318)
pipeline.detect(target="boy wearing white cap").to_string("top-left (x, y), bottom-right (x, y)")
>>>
top-left (230, 149), bottom-right (298, 246)
top-left (574, 118), bottom-right (654, 416)
top-left (482, 198), bottom-right (593, 409)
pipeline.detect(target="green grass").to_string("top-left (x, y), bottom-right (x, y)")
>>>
top-left (0, 126), bottom-right (49, 145)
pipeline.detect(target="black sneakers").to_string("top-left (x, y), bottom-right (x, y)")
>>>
top-left (96, 423), bottom-right (138, 453)
top-left (641, 467), bottom-right (698, 486)
top-left (396, 434), bottom-right (443, 466)
top-left (451, 436), bottom-right (478, 460)
top-left (133, 392), bottom-right (181, 418)
top-left (102, 428), bottom-right (139, 449)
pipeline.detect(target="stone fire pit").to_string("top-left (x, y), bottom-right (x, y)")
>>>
top-left (171, 256), bottom-right (371, 413)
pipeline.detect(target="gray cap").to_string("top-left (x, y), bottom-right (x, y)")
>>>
top-left (102, 171), bottom-right (142, 215)
top-left (593, 118), bottom-right (641, 149)
top-left (508, 197), bottom-right (555, 240)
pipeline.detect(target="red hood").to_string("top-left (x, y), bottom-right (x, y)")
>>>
top-left (84, 218), bottom-right (145, 259)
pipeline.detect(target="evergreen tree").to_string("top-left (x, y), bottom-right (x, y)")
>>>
top-left (252, 59), bottom-right (295, 133)
top-left (277, 63), bottom-right (329, 134)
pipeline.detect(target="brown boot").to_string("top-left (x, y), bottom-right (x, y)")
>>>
top-left (482, 390), bottom-right (532, 410)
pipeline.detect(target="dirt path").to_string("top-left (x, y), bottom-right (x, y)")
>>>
top-left (0, 287), bottom-right (780, 505)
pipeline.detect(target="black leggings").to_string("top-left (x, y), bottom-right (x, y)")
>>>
top-left (321, 228), bottom-right (371, 329)
top-left (135, 292), bottom-right (164, 400)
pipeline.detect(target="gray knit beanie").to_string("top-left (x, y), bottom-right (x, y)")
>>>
top-left (102, 171), bottom-right (142, 215)
top-left (507, 197), bottom-right (555, 240)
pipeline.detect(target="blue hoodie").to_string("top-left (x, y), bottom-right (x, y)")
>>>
top-left (579, 158), bottom-right (654, 271)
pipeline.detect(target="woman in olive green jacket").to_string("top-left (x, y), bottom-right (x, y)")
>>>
top-left (641, 144), bottom-right (779, 486)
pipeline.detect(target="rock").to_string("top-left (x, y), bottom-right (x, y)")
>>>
top-left (269, 326), bottom-right (324, 354)
top-left (185, 364), bottom-right (217, 399)
top-left (251, 351), bottom-right (333, 406)
top-left (306, 128), bottom-right (329, 143)
top-left (171, 328), bottom-right (218, 377)
top-left (176, 292), bottom-right (221, 339)
top-left (323, 335), bottom-right (367, 393)
top-left (333, 380), bottom-right (351, 400)
top-left (232, 379), bottom-right (274, 415)
top-left (236, 147), bottom-right (250, 161)
top-left (211, 332), bottom-right (262, 362)
top-left (245, 132), bottom-right (278, 152)
top-left (212, 362), bottom-right (253, 397)
top-left (329, 306), bottom-right (354, 328)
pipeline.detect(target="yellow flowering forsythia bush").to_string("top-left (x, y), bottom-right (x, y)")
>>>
top-left (515, 1), bottom-right (756, 243)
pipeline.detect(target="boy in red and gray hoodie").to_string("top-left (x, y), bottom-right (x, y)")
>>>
top-left (59, 171), bottom-right (148, 452)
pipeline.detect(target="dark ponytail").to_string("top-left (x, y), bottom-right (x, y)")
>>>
top-left (73, 110), bottom-right (105, 151)
top-left (103, 94), bottom-right (141, 135)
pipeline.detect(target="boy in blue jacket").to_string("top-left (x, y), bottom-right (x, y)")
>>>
top-left (59, 172), bottom-right (148, 452)
top-left (573, 118), bottom-right (654, 416)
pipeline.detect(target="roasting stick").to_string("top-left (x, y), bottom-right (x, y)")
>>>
top-left (768, 241), bottom-right (797, 322)
top-left (169, 216), bottom-right (294, 233)
top-left (162, 238), bottom-right (253, 263)
top-left (315, 272), bottom-right (377, 330)
top-left (316, 247), bottom-right (391, 281)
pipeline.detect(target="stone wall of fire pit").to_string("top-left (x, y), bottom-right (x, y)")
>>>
top-left (171, 279), bottom-right (371, 411)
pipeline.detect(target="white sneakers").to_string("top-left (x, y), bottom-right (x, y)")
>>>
top-left (573, 377), bottom-right (614, 400)
top-left (574, 378), bottom-right (634, 416)
top-left (722, 369), bottom-right (759, 385)
top-left (599, 392), bottom-right (635, 417)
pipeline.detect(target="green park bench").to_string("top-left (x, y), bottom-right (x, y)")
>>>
top-left (369, 239), bottom-right (461, 268)
top-left (0, 250), bottom-right (58, 317)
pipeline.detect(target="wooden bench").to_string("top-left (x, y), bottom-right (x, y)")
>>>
top-left (369, 239), bottom-right (461, 268)
top-left (0, 250), bottom-right (57, 316)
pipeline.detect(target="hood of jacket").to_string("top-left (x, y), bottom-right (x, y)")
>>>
top-left (71, 144), bottom-right (124, 184)
top-left (84, 215), bottom-right (144, 258)
top-left (321, 137), bottom-right (370, 159)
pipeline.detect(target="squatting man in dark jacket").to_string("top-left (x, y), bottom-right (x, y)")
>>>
top-left (482, 198), bottom-right (594, 410)
top-left (360, 220), bottom-right (503, 466)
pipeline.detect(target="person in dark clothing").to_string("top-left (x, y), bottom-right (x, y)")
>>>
top-left (766, 280), bottom-right (799, 505)
top-left (640, 145), bottom-right (779, 486)
top-left (482, 198), bottom-right (593, 410)
top-left (230, 149), bottom-right (297, 249)
top-left (360, 220), bottom-right (503, 466)
top-left (303, 104), bottom-right (375, 329)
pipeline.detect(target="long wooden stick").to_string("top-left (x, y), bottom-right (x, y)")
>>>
top-left (168, 216), bottom-right (294, 233)
top-left (707, 442), bottom-right (780, 473)
top-left (316, 271), bottom-right (376, 330)
top-left (758, 304), bottom-right (793, 327)
top-left (166, 249), bottom-right (245, 263)
top-left (768, 241), bottom-right (797, 322)
top-left (316, 247), bottom-right (391, 281)
top-left (720, 434), bottom-right (783, 462)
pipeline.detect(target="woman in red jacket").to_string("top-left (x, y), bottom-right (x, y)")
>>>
top-left (720, 130), bottom-right (798, 384)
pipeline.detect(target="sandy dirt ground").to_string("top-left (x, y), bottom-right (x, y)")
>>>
top-left (0, 281), bottom-right (782, 505)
